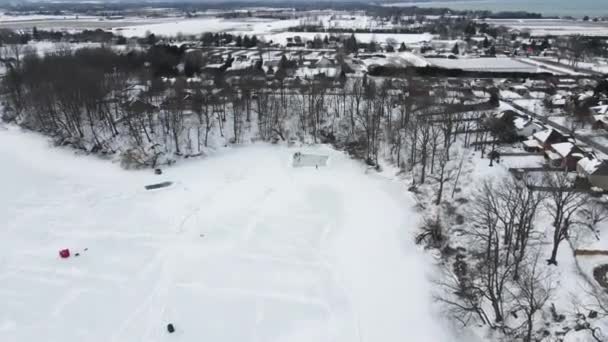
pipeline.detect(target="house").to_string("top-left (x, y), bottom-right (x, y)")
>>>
top-left (592, 115), bottom-right (608, 130)
top-left (547, 94), bottom-right (567, 108)
top-left (527, 79), bottom-right (553, 91)
top-left (513, 116), bottom-right (543, 138)
top-left (591, 105), bottom-right (608, 115)
top-left (544, 142), bottom-right (585, 170)
top-left (315, 57), bottom-right (335, 68)
top-left (522, 138), bottom-right (543, 152)
top-left (577, 157), bottom-right (608, 190)
top-left (286, 36), bottom-right (305, 47)
top-left (496, 110), bottom-right (543, 138)
top-left (509, 85), bottom-right (529, 96)
top-left (532, 129), bottom-right (568, 150)
top-left (555, 79), bottom-right (579, 91)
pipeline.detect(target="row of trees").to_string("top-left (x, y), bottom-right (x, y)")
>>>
top-left (431, 170), bottom-right (608, 341)
top-left (1, 43), bottom-right (493, 171)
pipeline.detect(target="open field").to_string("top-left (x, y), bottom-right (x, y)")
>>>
top-left (0, 126), bottom-right (458, 342)
top-left (429, 57), bottom-right (541, 72)
top-left (480, 19), bottom-right (608, 36)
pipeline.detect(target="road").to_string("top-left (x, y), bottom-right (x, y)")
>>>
top-left (503, 98), bottom-right (608, 156)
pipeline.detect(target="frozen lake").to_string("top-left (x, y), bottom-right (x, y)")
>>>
top-left (0, 126), bottom-right (457, 342)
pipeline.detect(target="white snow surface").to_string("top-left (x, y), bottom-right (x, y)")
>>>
top-left (0, 125), bottom-right (456, 342)
top-left (429, 57), bottom-right (540, 73)
top-left (113, 17), bottom-right (300, 38)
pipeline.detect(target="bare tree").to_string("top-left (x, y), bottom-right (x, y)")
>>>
top-left (577, 202), bottom-right (608, 240)
top-left (468, 181), bottom-right (514, 323)
top-left (510, 252), bottom-right (553, 342)
top-left (429, 150), bottom-right (455, 205)
top-left (434, 259), bottom-right (492, 327)
top-left (416, 215), bottom-right (444, 247)
top-left (543, 172), bottom-right (587, 265)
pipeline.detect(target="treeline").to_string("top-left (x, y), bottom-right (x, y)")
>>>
top-left (3, 47), bottom-right (145, 138)
top-left (286, 16), bottom-right (509, 41)
top-left (480, 11), bottom-right (544, 19)
top-left (3, 1), bottom-right (547, 20)
top-left (0, 28), bottom-right (118, 45)
top-left (1, 43), bottom-right (494, 173)
top-left (200, 32), bottom-right (260, 48)
top-left (287, 25), bottom-right (430, 34)
top-left (367, 65), bottom-right (555, 80)
top-left (0, 27), bottom-right (264, 48)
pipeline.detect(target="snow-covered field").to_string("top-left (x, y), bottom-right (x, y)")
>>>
top-left (429, 57), bottom-right (540, 72)
top-left (523, 58), bottom-right (586, 76)
top-left (0, 13), bottom-right (97, 22)
top-left (530, 57), bottom-right (608, 75)
top-left (0, 125), bottom-right (457, 342)
top-left (478, 19), bottom-right (608, 37)
top-left (360, 51), bottom-right (430, 67)
top-left (114, 17), bottom-right (300, 38)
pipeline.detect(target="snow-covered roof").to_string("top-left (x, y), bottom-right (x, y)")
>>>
top-left (578, 92), bottom-right (593, 101)
top-left (528, 80), bottom-right (548, 87)
top-left (513, 117), bottom-right (530, 130)
top-left (591, 105), bottom-right (608, 115)
top-left (523, 139), bottom-right (541, 148)
top-left (551, 142), bottom-right (575, 158)
top-left (552, 98), bottom-right (566, 106)
top-left (205, 63), bottom-right (224, 68)
top-left (315, 57), bottom-right (335, 67)
top-left (545, 151), bottom-right (562, 160)
top-left (592, 115), bottom-right (608, 126)
top-left (572, 153), bottom-right (584, 159)
top-left (578, 157), bottom-right (602, 175)
top-left (533, 129), bottom-right (553, 143)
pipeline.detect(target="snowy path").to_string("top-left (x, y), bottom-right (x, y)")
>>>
top-left (0, 126), bottom-right (455, 342)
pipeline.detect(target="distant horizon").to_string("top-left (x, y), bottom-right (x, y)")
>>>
top-left (1, 0), bottom-right (607, 18)
top-left (388, 0), bottom-right (608, 18)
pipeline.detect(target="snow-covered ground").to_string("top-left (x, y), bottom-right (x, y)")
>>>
top-left (0, 125), bottom-right (459, 342)
top-left (114, 17), bottom-right (300, 38)
top-left (359, 51), bottom-right (430, 68)
top-left (476, 19), bottom-right (608, 37)
top-left (531, 57), bottom-right (608, 75)
top-left (0, 13), bottom-right (97, 22)
top-left (429, 57), bottom-right (540, 73)
top-left (522, 58), bottom-right (586, 76)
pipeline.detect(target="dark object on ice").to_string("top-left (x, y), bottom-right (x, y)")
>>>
top-left (589, 310), bottom-right (598, 319)
top-left (167, 323), bottom-right (175, 333)
top-left (84, 248), bottom-right (88, 251)
top-left (145, 181), bottom-right (173, 190)
top-left (59, 249), bottom-right (70, 258)
top-left (75, 253), bottom-right (80, 257)
top-left (155, 168), bottom-right (162, 175)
